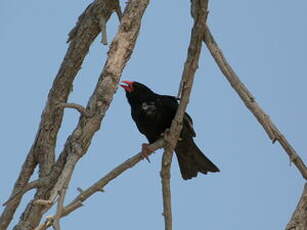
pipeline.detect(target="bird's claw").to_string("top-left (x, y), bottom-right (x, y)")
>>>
top-left (160, 129), bottom-right (170, 137)
top-left (141, 143), bottom-right (153, 163)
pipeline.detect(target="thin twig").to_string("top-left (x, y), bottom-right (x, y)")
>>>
top-left (63, 138), bottom-right (164, 216)
top-left (203, 25), bottom-right (307, 180)
top-left (67, 0), bottom-right (121, 43)
top-left (99, 16), bottom-right (108, 45)
top-left (56, 103), bottom-right (92, 117)
top-left (35, 139), bottom-right (165, 230)
top-left (52, 166), bottom-right (71, 230)
top-left (48, 143), bottom-right (82, 204)
top-left (161, 1), bottom-right (209, 229)
top-left (53, 186), bottom-right (68, 230)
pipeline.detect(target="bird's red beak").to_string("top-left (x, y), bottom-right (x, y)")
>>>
top-left (120, 80), bottom-right (134, 92)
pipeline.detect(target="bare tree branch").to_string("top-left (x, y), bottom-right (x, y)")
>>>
top-left (53, 185), bottom-right (68, 230)
top-left (67, 0), bottom-right (122, 43)
top-left (34, 139), bottom-right (165, 230)
top-left (62, 138), bottom-right (164, 215)
top-left (3, 0), bottom-right (304, 229)
top-left (3, 179), bottom-right (44, 206)
top-left (56, 103), bottom-right (92, 117)
top-left (0, 147), bottom-right (37, 230)
top-left (33, 0), bottom-right (150, 221)
top-left (34, 216), bottom-right (54, 230)
top-left (16, 0), bottom-right (149, 229)
top-left (203, 25), bottom-right (307, 180)
top-left (286, 183), bottom-right (307, 230)
top-left (1, 0), bottom-right (150, 229)
top-left (47, 143), bottom-right (82, 206)
top-left (99, 16), bottom-right (108, 45)
top-left (160, 1), bottom-right (209, 229)
top-left (0, 0), bottom-right (121, 228)
top-left (33, 200), bottom-right (53, 207)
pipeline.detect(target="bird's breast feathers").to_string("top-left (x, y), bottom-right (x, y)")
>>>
top-left (141, 101), bottom-right (157, 116)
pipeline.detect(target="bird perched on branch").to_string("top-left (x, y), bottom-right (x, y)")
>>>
top-left (120, 81), bottom-right (219, 180)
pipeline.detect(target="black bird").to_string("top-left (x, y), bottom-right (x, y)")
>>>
top-left (120, 81), bottom-right (219, 180)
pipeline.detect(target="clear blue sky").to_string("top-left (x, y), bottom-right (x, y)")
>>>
top-left (1, 0), bottom-right (306, 229)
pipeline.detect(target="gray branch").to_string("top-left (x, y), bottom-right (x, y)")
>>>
top-left (160, 1), bottom-right (209, 230)
top-left (1, 0), bottom-right (149, 229)
top-left (31, 0), bottom-right (149, 228)
top-left (53, 184), bottom-right (69, 230)
top-left (285, 183), bottom-right (307, 230)
top-left (35, 139), bottom-right (165, 230)
top-left (0, 0), bottom-right (121, 228)
top-left (203, 25), bottom-right (307, 180)
top-left (56, 103), bottom-right (92, 117)
top-left (3, 179), bottom-right (46, 206)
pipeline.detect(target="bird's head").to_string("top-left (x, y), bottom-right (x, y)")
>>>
top-left (120, 80), bottom-right (155, 105)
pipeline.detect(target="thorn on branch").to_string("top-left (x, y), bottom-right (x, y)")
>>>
top-left (79, 201), bottom-right (85, 207)
top-left (289, 154), bottom-right (298, 166)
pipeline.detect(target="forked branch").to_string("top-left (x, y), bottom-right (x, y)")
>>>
top-left (32, 0), bottom-right (151, 224)
top-left (56, 103), bottom-right (92, 117)
top-left (35, 139), bottom-right (165, 230)
top-left (3, 179), bottom-right (45, 206)
top-left (0, 0), bottom-right (122, 229)
top-left (1, 0), bottom-right (150, 229)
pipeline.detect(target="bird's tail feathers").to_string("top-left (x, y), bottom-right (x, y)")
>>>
top-left (175, 139), bottom-right (219, 180)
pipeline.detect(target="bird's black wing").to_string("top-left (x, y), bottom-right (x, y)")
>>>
top-left (183, 113), bottom-right (196, 137)
top-left (130, 95), bottom-right (176, 142)
top-left (157, 95), bottom-right (196, 137)
top-left (156, 95), bottom-right (178, 112)
top-left (157, 95), bottom-right (219, 179)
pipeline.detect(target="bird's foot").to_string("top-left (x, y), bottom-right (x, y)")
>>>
top-left (141, 143), bottom-right (153, 163)
top-left (160, 128), bottom-right (170, 137)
